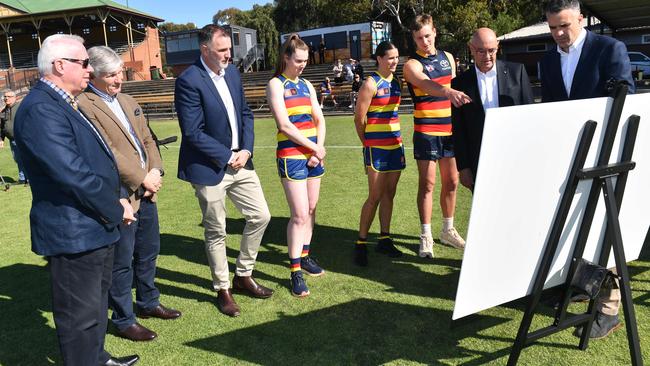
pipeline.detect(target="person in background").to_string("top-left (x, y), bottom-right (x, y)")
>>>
top-left (319, 41), bottom-right (326, 64)
top-left (333, 59), bottom-right (344, 83)
top-left (354, 59), bottom-right (365, 79)
top-left (308, 41), bottom-right (316, 64)
top-left (403, 14), bottom-right (471, 259)
top-left (349, 73), bottom-right (362, 109)
top-left (266, 33), bottom-right (327, 297)
top-left (0, 89), bottom-right (27, 184)
top-left (353, 41), bottom-right (404, 266)
top-left (77, 46), bottom-right (182, 343)
top-left (344, 59), bottom-right (355, 82)
top-left (319, 76), bottom-right (338, 108)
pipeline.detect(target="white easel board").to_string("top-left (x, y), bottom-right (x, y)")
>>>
top-left (453, 93), bottom-right (650, 320)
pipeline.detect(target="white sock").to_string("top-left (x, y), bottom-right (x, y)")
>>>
top-left (442, 217), bottom-right (454, 232)
top-left (421, 224), bottom-right (431, 236)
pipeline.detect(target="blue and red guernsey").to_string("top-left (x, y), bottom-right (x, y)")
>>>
top-left (276, 74), bottom-right (317, 159)
top-left (407, 50), bottom-right (453, 136)
top-left (364, 72), bottom-right (402, 149)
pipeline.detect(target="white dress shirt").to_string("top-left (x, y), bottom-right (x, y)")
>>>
top-left (475, 62), bottom-right (499, 111)
top-left (558, 28), bottom-right (587, 96)
top-left (200, 57), bottom-right (239, 151)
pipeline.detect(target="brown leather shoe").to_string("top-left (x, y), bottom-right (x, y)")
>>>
top-left (232, 275), bottom-right (274, 299)
top-left (116, 323), bottom-right (157, 342)
top-left (138, 304), bottom-right (182, 320)
top-left (216, 289), bottom-right (240, 317)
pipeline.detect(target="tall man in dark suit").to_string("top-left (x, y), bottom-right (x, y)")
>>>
top-left (539, 0), bottom-right (635, 340)
top-left (452, 28), bottom-right (534, 190)
top-left (14, 34), bottom-right (138, 366)
top-left (78, 46), bottom-right (181, 343)
top-left (540, 0), bottom-right (634, 102)
top-left (175, 24), bottom-right (273, 318)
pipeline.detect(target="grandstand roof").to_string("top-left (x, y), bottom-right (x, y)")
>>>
top-left (0, 0), bottom-right (163, 21)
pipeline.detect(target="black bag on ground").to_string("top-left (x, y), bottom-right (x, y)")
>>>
top-left (570, 258), bottom-right (611, 299)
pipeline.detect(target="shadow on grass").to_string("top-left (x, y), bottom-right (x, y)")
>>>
top-left (1, 176), bottom-right (16, 184)
top-left (0, 263), bottom-right (59, 365)
top-left (186, 298), bottom-right (513, 365)
top-left (160, 217), bottom-right (463, 301)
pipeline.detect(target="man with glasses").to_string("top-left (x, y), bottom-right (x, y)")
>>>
top-left (14, 34), bottom-right (139, 366)
top-left (0, 89), bottom-right (28, 184)
top-left (451, 28), bottom-right (533, 191)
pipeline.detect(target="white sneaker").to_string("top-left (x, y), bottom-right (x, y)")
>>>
top-left (319, 104), bottom-right (324, 108)
top-left (440, 227), bottom-right (465, 249)
top-left (418, 234), bottom-right (434, 258)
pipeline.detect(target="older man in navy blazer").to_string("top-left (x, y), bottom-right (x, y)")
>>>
top-left (14, 35), bottom-right (138, 366)
top-left (539, 0), bottom-right (634, 340)
top-left (175, 24), bottom-right (273, 318)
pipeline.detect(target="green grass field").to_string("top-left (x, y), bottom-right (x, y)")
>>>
top-left (0, 115), bottom-right (648, 365)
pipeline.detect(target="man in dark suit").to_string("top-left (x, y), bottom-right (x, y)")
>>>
top-left (14, 34), bottom-right (138, 366)
top-left (540, 0), bottom-right (634, 102)
top-left (539, 0), bottom-right (634, 340)
top-left (175, 24), bottom-right (273, 318)
top-left (452, 27), bottom-right (534, 190)
top-left (78, 46), bottom-right (181, 342)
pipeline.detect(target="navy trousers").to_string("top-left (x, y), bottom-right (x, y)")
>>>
top-left (9, 140), bottom-right (26, 182)
top-left (108, 199), bottom-right (161, 330)
top-left (49, 245), bottom-right (114, 366)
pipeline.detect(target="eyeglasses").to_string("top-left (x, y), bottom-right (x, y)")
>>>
top-left (475, 48), bottom-right (498, 56)
top-left (3, 95), bottom-right (15, 98)
top-left (54, 58), bottom-right (90, 68)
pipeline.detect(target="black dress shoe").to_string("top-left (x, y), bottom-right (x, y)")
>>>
top-left (232, 275), bottom-right (274, 298)
top-left (138, 304), bottom-right (182, 319)
top-left (103, 354), bottom-right (139, 366)
top-left (115, 323), bottom-right (157, 342)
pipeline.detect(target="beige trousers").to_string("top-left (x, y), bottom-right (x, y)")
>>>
top-left (193, 167), bottom-right (271, 291)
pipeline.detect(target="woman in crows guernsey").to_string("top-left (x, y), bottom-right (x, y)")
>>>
top-left (403, 14), bottom-right (471, 259)
top-left (266, 34), bottom-right (327, 297)
top-left (353, 41), bottom-right (404, 266)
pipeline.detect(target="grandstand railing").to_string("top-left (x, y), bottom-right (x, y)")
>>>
top-left (239, 44), bottom-right (266, 73)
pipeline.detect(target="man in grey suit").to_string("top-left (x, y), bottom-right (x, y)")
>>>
top-left (452, 28), bottom-right (534, 190)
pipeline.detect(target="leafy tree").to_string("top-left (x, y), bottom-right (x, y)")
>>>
top-left (212, 4), bottom-right (279, 70)
top-left (213, 8), bottom-right (250, 26)
top-left (158, 22), bottom-right (197, 33)
top-left (273, 0), bottom-right (321, 33)
top-left (318, 0), bottom-right (373, 27)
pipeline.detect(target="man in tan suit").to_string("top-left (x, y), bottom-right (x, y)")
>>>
top-left (78, 46), bottom-right (181, 343)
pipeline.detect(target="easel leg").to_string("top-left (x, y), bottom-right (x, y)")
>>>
top-left (603, 178), bottom-right (643, 365)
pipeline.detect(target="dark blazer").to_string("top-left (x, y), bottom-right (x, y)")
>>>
top-left (78, 90), bottom-right (163, 212)
top-left (175, 59), bottom-right (254, 186)
top-left (540, 30), bottom-right (635, 102)
top-left (451, 61), bottom-right (534, 177)
top-left (14, 81), bottom-right (123, 256)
